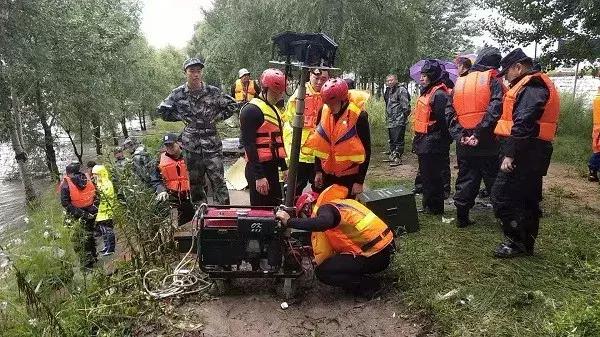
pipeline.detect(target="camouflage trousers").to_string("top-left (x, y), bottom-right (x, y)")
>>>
top-left (183, 150), bottom-right (230, 205)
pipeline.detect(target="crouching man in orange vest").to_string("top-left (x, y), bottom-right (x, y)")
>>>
top-left (150, 133), bottom-right (195, 227)
top-left (60, 162), bottom-right (99, 269)
top-left (492, 48), bottom-right (560, 258)
top-left (276, 184), bottom-right (394, 297)
top-left (303, 78), bottom-right (371, 197)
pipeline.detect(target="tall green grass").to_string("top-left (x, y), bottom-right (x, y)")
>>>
top-left (554, 93), bottom-right (593, 169)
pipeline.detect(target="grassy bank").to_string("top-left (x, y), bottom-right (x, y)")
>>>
top-left (363, 91), bottom-right (600, 336)
top-left (373, 180), bottom-right (600, 337)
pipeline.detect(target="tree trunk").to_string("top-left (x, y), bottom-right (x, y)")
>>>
top-left (34, 84), bottom-right (59, 181)
top-left (139, 110), bottom-right (146, 131)
top-left (121, 116), bottom-right (129, 139)
top-left (91, 114), bottom-right (102, 155)
top-left (110, 127), bottom-right (118, 146)
top-left (63, 128), bottom-right (83, 163)
top-left (8, 86), bottom-right (37, 202)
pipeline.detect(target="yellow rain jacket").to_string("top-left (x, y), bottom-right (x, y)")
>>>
top-left (92, 165), bottom-right (117, 222)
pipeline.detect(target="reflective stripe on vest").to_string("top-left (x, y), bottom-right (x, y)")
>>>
top-left (234, 79), bottom-right (256, 102)
top-left (158, 153), bottom-right (191, 193)
top-left (413, 83), bottom-right (448, 134)
top-left (303, 94), bottom-right (323, 129)
top-left (65, 176), bottom-right (96, 208)
top-left (246, 98), bottom-right (287, 162)
top-left (593, 90), bottom-right (600, 153)
top-left (453, 70), bottom-right (498, 129)
top-left (494, 72), bottom-right (560, 141)
top-left (302, 96), bottom-right (366, 177)
top-left (319, 199), bottom-right (393, 258)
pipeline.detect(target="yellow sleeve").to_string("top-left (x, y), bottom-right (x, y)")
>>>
top-left (283, 93), bottom-right (297, 122)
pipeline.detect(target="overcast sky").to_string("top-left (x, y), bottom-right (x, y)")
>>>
top-left (140, 0), bottom-right (213, 49)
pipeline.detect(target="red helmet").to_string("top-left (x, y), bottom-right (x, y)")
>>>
top-left (320, 78), bottom-right (348, 104)
top-left (260, 68), bottom-right (286, 92)
top-left (295, 191), bottom-right (320, 218)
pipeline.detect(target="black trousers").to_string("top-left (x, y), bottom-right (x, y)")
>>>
top-left (315, 245), bottom-right (392, 292)
top-left (388, 125), bottom-right (406, 157)
top-left (246, 161), bottom-right (283, 206)
top-left (172, 197), bottom-right (195, 226)
top-left (491, 169), bottom-right (543, 252)
top-left (295, 161), bottom-right (317, 196)
top-left (454, 155), bottom-right (499, 211)
top-left (74, 217), bottom-right (97, 268)
top-left (418, 153), bottom-right (446, 214)
top-left (415, 155), bottom-right (451, 194)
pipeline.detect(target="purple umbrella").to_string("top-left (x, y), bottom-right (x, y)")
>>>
top-left (409, 59), bottom-right (459, 84)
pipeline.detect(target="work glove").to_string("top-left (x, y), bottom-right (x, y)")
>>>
top-left (155, 191), bottom-right (169, 202)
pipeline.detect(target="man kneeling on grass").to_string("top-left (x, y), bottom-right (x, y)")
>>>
top-left (276, 184), bottom-right (395, 298)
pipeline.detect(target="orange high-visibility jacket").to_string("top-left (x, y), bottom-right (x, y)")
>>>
top-left (158, 153), bottom-right (191, 193)
top-left (413, 83), bottom-right (448, 133)
top-left (245, 98), bottom-right (287, 162)
top-left (64, 176), bottom-right (96, 208)
top-left (312, 199), bottom-right (393, 265)
top-left (494, 72), bottom-right (560, 141)
top-left (592, 88), bottom-right (600, 153)
top-left (453, 69), bottom-right (504, 129)
top-left (302, 91), bottom-right (369, 177)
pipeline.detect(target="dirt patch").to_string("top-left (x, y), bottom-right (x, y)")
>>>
top-left (147, 279), bottom-right (435, 337)
top-left (543, 163), bottom-right (600, 212)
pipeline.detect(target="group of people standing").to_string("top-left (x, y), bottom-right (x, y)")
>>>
top-left (409, 47), bottom-right (560, 258)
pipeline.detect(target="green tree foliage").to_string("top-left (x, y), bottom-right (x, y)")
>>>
top-left (1, 0), bottom-right (184, 176)
top-left (484, 0), bottom-right (600, 66)
top-left (187, 0), bottom-right (473, 86)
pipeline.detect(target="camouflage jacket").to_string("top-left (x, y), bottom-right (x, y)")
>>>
top-left (384, 84), bottom-right (411, 128)
top-left (157, 83), bottom-right (238, 155)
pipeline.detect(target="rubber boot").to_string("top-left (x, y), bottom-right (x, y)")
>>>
top-left (589, 169), bottom-right (599, 182)
top-left (456, 207), bottom-right (474, 228)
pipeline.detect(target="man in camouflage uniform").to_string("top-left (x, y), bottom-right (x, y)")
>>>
top-left (157, 58), bottom-right (237, 204)
top-left (111, 146), bottom-right (128, 200)
top-left (123, 137), bottom-right (153, 187)
top-left (383, 74), bottom-right (411, 167)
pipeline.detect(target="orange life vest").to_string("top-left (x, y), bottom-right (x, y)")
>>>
top-left (158, 153), bottom-right (191, 193)
top-left (302, 91), bottom-right (368, 177)
top-left (593, 88), bottom-right (600, 153)
top-left (311, 199), bottom-right (393, 265)
top-left (494, 72), bottom-right (560, 141)
top-left (245, 97), bottom-right (287, 162)
top-left (413, 83), bottom-right (448, 134)
top-left (234, 79), bottom-right (256, 103)
top-left (303, 94), bottom-right (323, 129)
top-left (64, 176), bottom-right (96, 208)
top-left (453, 69), bottom-right (504, 129)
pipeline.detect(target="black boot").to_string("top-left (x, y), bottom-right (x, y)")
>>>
top-left (589, 169), bottom-right (599, 182)
top-left (456, 207), bottom-right (474, 228)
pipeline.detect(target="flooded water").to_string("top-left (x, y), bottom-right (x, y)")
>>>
top-left (0, 119), bottom-right (144, 238)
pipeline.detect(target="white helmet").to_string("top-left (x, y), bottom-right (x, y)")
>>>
top-left (238, 68), bottom-right (250, 78)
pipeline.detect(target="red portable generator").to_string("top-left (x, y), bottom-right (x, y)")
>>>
top-left (194, 204), bottom-right (311, 291)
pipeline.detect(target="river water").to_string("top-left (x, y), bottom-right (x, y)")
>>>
top-left (0, 120), bottom-right (143, 239)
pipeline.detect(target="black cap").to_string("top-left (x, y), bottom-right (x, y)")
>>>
top-left (163, 133), bottom-right (179, 145)
top-left (183, 57), bottom-right (204, 71)
top-left (420, 59), bottom-right (443, 82)
top-left (474, 47), bottom-right (501, 69)
top-left (66, 162), bottom-right (81, 174)
top-left (498, 48), bottom-right (532, 76)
